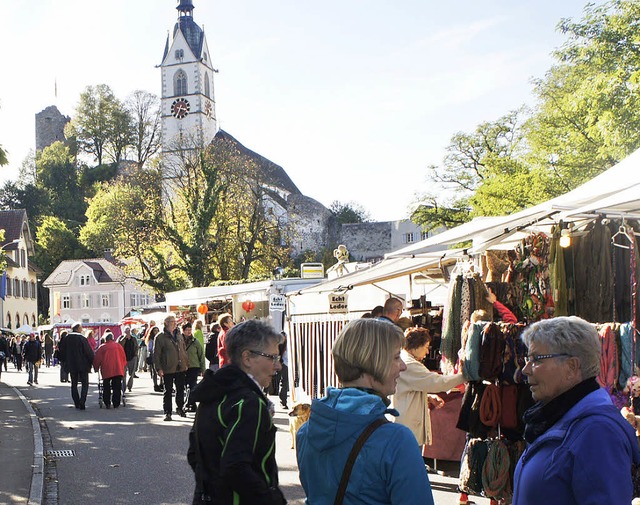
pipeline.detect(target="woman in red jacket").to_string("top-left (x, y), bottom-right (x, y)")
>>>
top-left (93, 332), bottom-right (128, 408)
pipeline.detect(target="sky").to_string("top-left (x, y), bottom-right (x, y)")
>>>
top-left (0, 0), bottom-right (602, 221)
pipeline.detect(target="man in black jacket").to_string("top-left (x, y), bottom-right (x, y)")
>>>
top-left (58, 323), bottom-right (94, 409)
top-left (188, 319), bottom-right (286, 505)
top-left (22, 333), bottom-right (41, 385)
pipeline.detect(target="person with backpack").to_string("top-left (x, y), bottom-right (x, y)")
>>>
top-left (512, 316), bottom-right (640, 504)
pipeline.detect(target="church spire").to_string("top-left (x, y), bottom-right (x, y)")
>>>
top-left (177, 0), bottom-right (194, 16)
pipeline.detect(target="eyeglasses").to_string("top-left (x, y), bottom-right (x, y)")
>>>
top-left (524, 353), bottom-right (571, 366)
top-left (249, 349), bottom-right (280, 364)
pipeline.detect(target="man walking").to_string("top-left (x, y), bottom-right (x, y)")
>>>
top-left (93, 332), bottom-right (127, 409)
top-left (58, 323), bottom-right (94, 410)
top-left (118, 326), bottom-right (139, 392)
top-left (154, 315), bottom-right (188, 421)
top-left (22, 333), bottom-right (41, 385)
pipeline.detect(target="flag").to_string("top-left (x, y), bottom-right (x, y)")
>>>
top-left (0, 271), bottom-right (6, 300)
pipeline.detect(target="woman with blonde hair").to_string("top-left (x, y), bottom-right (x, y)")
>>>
top-left (297, 318), bottom-right (434, 505)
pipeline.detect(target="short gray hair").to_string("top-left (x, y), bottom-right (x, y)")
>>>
top-left (225, 320), bottom-right (281, 365)
top-left (521, 316), bottom-right (600, 380)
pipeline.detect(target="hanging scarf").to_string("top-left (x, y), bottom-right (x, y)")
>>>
top-left (522, 377), bottom-right (600, 443)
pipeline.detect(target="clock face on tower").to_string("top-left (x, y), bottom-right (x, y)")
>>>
top-left (171, 98), bottom-right (191, 119)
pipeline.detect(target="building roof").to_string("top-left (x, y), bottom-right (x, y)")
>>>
top-left (213, 130), bottom-right (302, 196)
top-left (43, 258), bottom-right (125, 287)
top-left (0, 209), bottom-right (27, 248)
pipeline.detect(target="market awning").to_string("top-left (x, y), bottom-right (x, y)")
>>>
top-left (291, 251), bottom-right (462, 296)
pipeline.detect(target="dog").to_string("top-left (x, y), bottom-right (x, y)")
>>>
top-left (288, 403), bottom-right (311, 449)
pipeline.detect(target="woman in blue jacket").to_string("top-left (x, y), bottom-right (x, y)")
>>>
top-left (296, 318), bottom-right (435, 505)
top-left (513, 316), bottom-right (640, 504)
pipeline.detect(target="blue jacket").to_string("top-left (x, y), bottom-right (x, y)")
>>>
top-left (513, 387), bottom-right (640, 505)
top-left (296, 387), bottom-right (434, 505)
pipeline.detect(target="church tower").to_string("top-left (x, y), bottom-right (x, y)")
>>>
top-left (160, 0), bottom-right (217, 155)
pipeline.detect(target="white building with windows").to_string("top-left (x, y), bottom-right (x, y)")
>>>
top-left (43, 255), bottom-right (155, 324)
top-left (0, 209), bottom-right (40, 329)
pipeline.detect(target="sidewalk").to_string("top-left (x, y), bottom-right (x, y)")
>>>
top-left (0, 372), bottom-right (43, 505)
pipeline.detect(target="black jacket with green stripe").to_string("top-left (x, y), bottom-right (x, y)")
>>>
top-left (188, 365), bottom-right (286, 504)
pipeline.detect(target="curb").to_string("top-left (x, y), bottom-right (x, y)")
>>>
top-left (11, 386), bottom-right (43, 505)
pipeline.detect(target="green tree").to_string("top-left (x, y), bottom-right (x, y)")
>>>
top-left (329, 200), bottom-right (371, 224)
top-left (34, 216), bottom-right (88, 275)
top-left (79, 169), bottom-right (177, 292)
top-left (35, 142), bottom-right (86, 225)
top-left (68, 84), bottom-right (132, 166)
top-left (415, 108), bottom-right (534, 228)
top-left (526, 0), bottom-right (640, 192)
top-left (0, 146), bottom-right (7, 166)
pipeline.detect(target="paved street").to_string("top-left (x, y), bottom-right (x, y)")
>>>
top-left (2, 364), bottom-right (488, 505)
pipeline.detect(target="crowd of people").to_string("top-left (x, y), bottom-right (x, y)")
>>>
top-left (3, 301), bottom-right (640, 505)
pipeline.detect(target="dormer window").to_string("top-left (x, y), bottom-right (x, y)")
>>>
top-left (79, 274), bottom-right (91, 286)
top-left (175, 49), bottom-right (184, 60)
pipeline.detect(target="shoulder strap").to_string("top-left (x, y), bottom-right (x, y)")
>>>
top-left (334, 418), bottom-right (388, 505)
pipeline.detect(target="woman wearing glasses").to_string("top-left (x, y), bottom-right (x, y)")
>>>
top-left (513, 316), bottom-right (640, 504)
top-left (188, 319), bottom-right (286, 505)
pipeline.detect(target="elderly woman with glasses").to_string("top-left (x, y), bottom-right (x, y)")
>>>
top-left (188, 319), bottom-right (286, 505)
top-left (513, 316), bottom-right (640, 505)
top-left (296, 318), bottom-right (435, 505)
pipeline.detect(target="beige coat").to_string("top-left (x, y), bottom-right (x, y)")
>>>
top-left (391, 350), bottom-right (465, 445)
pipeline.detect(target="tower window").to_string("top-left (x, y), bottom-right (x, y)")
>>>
top-left (204, 73), bottom-right (210, 98)
top-left (174, 70), bottom-right (188, 96)
top-left (175, 49), bottom-right (184, 60)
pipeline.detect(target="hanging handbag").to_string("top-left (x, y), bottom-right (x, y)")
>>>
top-left (333, 418), bottom-right (388, 505)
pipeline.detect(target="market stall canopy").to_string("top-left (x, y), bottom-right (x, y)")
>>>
top-left (389, 147), bottom-right (640, 257)
top-left (291, 251), bottom-right (462, 296)
top-left (15, 324), bottom-right (33, 334)
top-left (166, 278), bottom-right (323, 307)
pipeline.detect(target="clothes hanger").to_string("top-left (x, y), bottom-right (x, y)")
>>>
top-left (611, 219), bottom-right (634, 249)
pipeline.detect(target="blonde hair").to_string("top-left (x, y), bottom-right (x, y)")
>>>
top-left (333, 319), bottom-right (404, 384)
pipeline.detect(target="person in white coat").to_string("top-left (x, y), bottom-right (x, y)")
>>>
top-left (392, 326), bottom-right (467, 445)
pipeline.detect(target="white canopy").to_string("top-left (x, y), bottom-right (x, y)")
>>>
top-left (293, 250), bottom-right (462, 296)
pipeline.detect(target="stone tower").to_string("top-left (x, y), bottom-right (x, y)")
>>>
top-left (35, 106), bottom-right (70, 152)
top-left (160, 0), bottom-right (217, 156)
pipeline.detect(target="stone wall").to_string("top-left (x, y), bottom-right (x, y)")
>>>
top-left (288, 194), bottom-right (340, 255)
top-left (35, 106), bottom-right (70, 152)
top-left (340, 222), bottom-right (393, 261)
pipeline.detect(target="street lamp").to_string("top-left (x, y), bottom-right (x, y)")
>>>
top-left (0, 239), bottom-right (22, 328)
